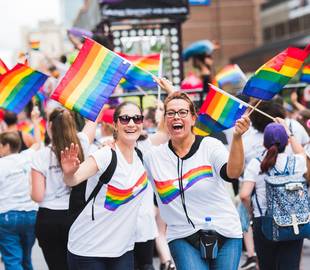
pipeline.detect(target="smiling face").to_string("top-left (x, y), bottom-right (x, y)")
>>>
top-left (164, 98), bottom-right (196, 140)
top-left (114, 103), bottom-right (143, 145)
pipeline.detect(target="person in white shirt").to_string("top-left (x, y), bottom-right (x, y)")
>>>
top-left (0, 131), bottom-right (40, 270)
top-left (240, 121), bottom-right (307, 270)
top-left (31, 108), bottom-right (96, 270)
top-left (144, 91), bottom-right (250, 270)
top-left (61, 102), bottom-right (150, 270)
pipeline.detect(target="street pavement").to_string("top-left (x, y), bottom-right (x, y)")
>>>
top-left (0, 239), bottom-right (309, 269)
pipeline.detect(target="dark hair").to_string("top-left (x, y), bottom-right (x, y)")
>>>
top-left (144, 107), bottom-right (156, 125)
top-left (260, 145), bottom-right (279, 173)
top-left (0, 132), bottom-right (21, 153)
top-left (48, 108), bottom-right (84, 166)
top-left (112, 101), bottom-right (143, 140)
top-left (250, 101), bottom-right (285, 132)
top-left (4, 111), bottom-right (18, 126)
top-left (164, 91), bottom-right (197, 118)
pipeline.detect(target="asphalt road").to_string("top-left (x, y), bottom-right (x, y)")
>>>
top-left (0, 239), bottom-right (309, 269)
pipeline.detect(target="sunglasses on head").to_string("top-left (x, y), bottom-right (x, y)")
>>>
top-left (118, 114), bottom-right (144, 125)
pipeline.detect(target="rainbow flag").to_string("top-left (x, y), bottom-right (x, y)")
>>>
top-left (0, 58), bottom-right (9, 75)
top-left (243, 46), bottom-right (310, 100)
top-left (194, 84), bottom-right (248, 136)
top-left (17, 118), bottom-right (46, 141)
top-left (30, 40), bottom-right (40, 50)
top-left (214, 64), bottom-right (247, 89)
top-left (0, 64), bottom-right (48, 113)
top-left (50, 38), bottom-right (131, 121)
top-left (300, 65), bottom-right (310, 83)
top-left (118, 53), bottom-right (160, 91)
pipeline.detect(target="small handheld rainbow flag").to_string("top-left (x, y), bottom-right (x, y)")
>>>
top-left (243, 46), bottom-right (310, 100)
top-left (118, 53), bottom-right (160, 91)
top-left (30, 40), bottom-right (40, 51)
top-left (0, 58), bottom-right (9, 75)
top-left (300, 64), bottom-right (310, 83)
top-left (51, 38), bottom-right (131, 121)
top-left (214, 64), bottom-right (247, 89)
top-left (17, 118), bottom-right (46, 141)
top-left (194, 84), bottom-right (248, 136)
top-left (0, 64), bottom-right (48, 113)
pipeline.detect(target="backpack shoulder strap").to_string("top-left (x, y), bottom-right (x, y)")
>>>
top-left (285, 155), bottom-right (296, 175)
top-left (135, 147), bottom-right (143, 164)
top-left (85, 149), bottom-right (117, 220)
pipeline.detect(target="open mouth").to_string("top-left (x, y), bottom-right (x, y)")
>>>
top-left (172, 123), bottom-right (184, 130)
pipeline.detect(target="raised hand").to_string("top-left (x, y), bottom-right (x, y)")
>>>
top-left (60, 143), bottom-right (80, 176)
top-left (234, 115), bottom-right (250, 137)
top-left (153, 76), bottom-right (176, 95)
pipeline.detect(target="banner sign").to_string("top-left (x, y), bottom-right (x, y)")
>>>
top-left (189, 0), bottom-right (211, 5)
top-left (100, 0), bottom-right (189, 20)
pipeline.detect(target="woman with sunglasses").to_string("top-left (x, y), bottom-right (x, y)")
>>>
top-left (61, 101), bottom-right (152, 270)
top-left (143, 91), bottom-right (250, 270)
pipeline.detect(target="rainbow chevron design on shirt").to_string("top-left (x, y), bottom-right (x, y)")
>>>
top-left (104, 172), bottom-right (148, 211)
top-left (154, 166), bottom-right (213, 204)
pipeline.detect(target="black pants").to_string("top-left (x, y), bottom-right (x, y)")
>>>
top-left (35, 208), bottom-right (69, 270)
top-left (253, 217), bottom-right (303, 270)
top-left (134, 239), bottom-right (155, 270)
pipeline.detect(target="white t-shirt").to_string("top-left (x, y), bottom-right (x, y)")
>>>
top-left (144, 136), bottom-right (242, 242)
top-left (68, 145), bottom-right (148, 257)
top-left (244, 153), bottom-right (307, 217)
top-left (31, 132), bottom-right (89, 210)
top-left (0, 149), bottom-right (38, 213)
top-left (135, 139), bottom-right (158, 243)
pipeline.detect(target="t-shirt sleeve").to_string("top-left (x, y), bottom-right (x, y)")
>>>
top-left (90, 146), bottom-right (113, 174)
top-left (206, 138), bottom-right (229, 176)
top-left (31, 148), bottom-right (47, 176)
top-left (243, 158), bottom-right (261, 183)
top-left (136, 138), bottom-right (154, 156)
top-left (78, 132), bottom-right (90, 156)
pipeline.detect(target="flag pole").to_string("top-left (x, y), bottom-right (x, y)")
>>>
top-left (246, 100), bottom-right (262, 117)
top-left (209, 84), bottom-right (275, 121)
top-left (157, 51), bottom-right (163, 110)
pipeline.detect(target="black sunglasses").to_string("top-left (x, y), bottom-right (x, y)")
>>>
top-left (118, 115), bottom-right (144, 125)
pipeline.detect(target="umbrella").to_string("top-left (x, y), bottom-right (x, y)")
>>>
top-left (183, 40), bottom-right (214, 61)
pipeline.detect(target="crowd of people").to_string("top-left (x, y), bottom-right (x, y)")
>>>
top-left (0, 34), bottom-right (310, 270)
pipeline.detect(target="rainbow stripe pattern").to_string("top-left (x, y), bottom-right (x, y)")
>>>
top-left (0, 64), bottom-right (48, 113)
top-left (194, 84), bottom-right (247, 136)
top-left (300, 65), bottom-right (310, 83)
top-left (0, 58), bottom-right (9, 75)
top-left (51, 38), bottom-right (130, 121)
top-left (17, 119), bottom-right (46, 141)
top-left (104, 172), bottom-right (148, 211)
top-left (154, 166), bottom-right (213, 204)
top-left (214, 64), bottom-right (247, 89)
top-left (118, 53), bottom-right (160, 91)
top-left (243, 46), bottom-right (310, 100)
top-left (30, 40), bottom-right (40, 50)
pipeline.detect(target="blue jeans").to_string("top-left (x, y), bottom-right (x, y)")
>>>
top-left (67, 250), bottom-right (134, 270)
top-left (169, 237), bottom-right (242, 270)
top-left (0, 210), bottom-right (37, 270)
top-left (238, 203), bottom-right (250, 232)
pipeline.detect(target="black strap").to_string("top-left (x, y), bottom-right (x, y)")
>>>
top-left (135, 147), bottom-right (143, 164)
top-left (90, 149), bottom-right (117, 220)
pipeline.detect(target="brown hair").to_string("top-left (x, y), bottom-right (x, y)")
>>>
top-left (0, 132), bottom-right (21, 153)
top-left (48, 108), bottom-right (84, 166)
top-left (164, 91), bottom-right (197, 117)
top-left (260, 145), bottom-right (279, 173)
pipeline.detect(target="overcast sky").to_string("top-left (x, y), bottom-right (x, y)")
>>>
top-left (0, 0), bottom-right (61, 65)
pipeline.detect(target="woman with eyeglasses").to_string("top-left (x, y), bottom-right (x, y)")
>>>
top-left (61, 101), bottom-right (153, 270)
top-left (31, 108), bottom-right (97, 270)
top-left (143, 91), bottom-right (250, 270)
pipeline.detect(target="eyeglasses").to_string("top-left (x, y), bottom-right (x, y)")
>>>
top-left (165, 109), bottom-right (189, 118)
top-left (118, 115), bottom-right (144, 125)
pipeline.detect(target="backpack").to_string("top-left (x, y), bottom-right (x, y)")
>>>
top-left (68, 147), bottom-right (143, 226)
top-left (255, 156), bottom-right (310, 241)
